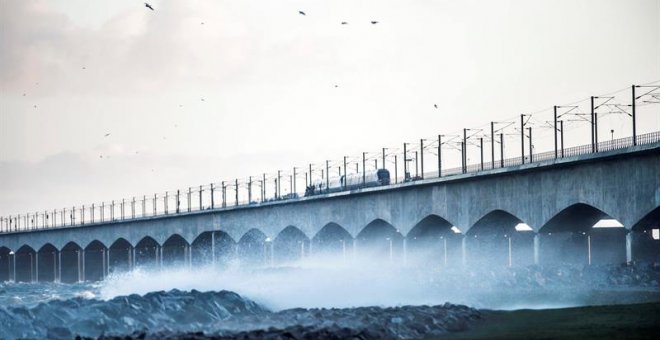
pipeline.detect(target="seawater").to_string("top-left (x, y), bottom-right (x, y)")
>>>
top-left (1, 260), bottom-right (659, 339)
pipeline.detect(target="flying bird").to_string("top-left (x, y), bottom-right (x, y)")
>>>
top-left (299, 11), bottom-right (306, 16)
top-left (341, 21), bottom-right (348, 25)
top-left (104, 133), bottom-right (111, 137)
top-left (334, 85), bottom-right (339, 88)
top-left (434, 104), bottom-right (438, 109)
top-left (371, 21), bottom-right (378, 24)
top-left (145, 3), bottom-right (154, 11)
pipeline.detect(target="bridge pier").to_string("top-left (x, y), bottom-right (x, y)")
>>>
top-left (401, 238), bottom-right (406, 265)
top-left (461, 237), bottom-right (466, 267)
top-left (35, 252), bottom-right (39, 282)
top-left (534, 234), bottom-right (540, 265)
top-left (626, 232), bottom-right (632, 263)
top-left (80, 249), bottom-right (85, 282)
top-left (57, 251), bottom-right (61, 282)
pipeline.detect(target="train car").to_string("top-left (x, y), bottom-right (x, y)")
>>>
top-left (305, 169), bottom-right (390, 197)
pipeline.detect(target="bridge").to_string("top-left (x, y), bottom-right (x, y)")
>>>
top-left (0, 133), bottom-right (659, 283)
top-left (1, 83), bottom-right (659, 283)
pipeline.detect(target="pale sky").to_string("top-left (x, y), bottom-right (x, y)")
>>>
top-left (1, 0), bottom-right (659, 216)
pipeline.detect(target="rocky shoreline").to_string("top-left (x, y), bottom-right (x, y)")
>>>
top-left (90, 303), bottom-right (481, 340)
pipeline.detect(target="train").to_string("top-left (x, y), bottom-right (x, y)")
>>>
top-left (305, 169), bottom-right (391, 196)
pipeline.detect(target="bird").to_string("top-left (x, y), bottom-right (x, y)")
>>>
top-left (104, 133), bottom-right (111, 137)
top-left (22, 93), bottom-right (26, 96)
top-left (82, 67), bottom-right (86, 70)
top-left (434, 104), bottom-right (438, 109)
top-left (341, 21), bottom-right (348, 25)
top-left (299, 10), bottom-right (306, 16)
top-left (145, 3), bottom-right (154, 11)
top-left (33, 105), bottom-right (37, 109)
top-left (99, 155), bottom-right (103, 159)
top-left (201, 22), bottom-right (205, 25)
top-left (200, 98), bottom-right (205, 101)
top-left (371, 21), bottom-right (378, 24)
top-left (334, 85), bottom-right (339, 88)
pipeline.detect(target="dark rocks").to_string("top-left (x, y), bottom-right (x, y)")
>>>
top-left (94, 303), bottom-right (481, 339)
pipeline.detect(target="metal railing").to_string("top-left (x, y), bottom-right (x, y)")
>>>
top-left (1, 131), bottom-right (659, 234)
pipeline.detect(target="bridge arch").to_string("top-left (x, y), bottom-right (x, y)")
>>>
top-left (356, 218), bottom-right (403, 261)
top-left (191, 231), bottom-right (236, 267)
top-left (60, 242), bottom-right (82, 283)
top-left (539, 203), bottom-right (626, 265)
top-left (15, 245), bottom-right (36, 282)
top-left (238, 228), bottom-right (268, 266)
top-left (0, 246), bottom-right (11, 282)
top-left (466, 210), bottom-right (534, 267)
top-left (134, 236), bottom-right (159, 268)
top-left (37, 243), bottom-right (58, 282)
top-left (273, 225), bottom-right (310, 264)
top-left (407, 215), bottom-right (462, 266)
top-left (630, 205), bottom-right (660, 263)
top-left (84, 240), bottom-right (107, 281)
top-left (109, 238), bottom-right (132, 274)
top-left (312, 222), bottom-right (353, 257)
top-left (162, 234), bottom-right (189, 267)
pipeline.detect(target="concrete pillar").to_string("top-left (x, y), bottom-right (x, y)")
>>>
top-left (211, 232), bottom-right (216, 266)
top-left (402, 238), bottom-right (407, 266)
top-left (77, 250), bottom-right (81, 282)
top-left (127, 247), bottom-right (132, 270)
top-left (587, 235), bottom-right (592, 266)
top-left (35, 252), bottom-right (39, 282)
top-left (309, 240), bottom-right (313, 257)
top-left (81, 249), bottom-right (86, 282)
top-left (159, 246), bottom-right (163, 269)
top-left (269, 242), bottom-right (274, 267)
top-left (12, 254), bottom-right (16, 282)
top-left (533, 234), bottom-right (540, 265)
top-left (187, 244), bottom-right (192, 268)
top-left (57, 251), bottom-right (61, 283)
top-left (626, 232), bottom-right (632, 264)
top-left (52, 251), bottom-right (56, 282)
top-left (30, 253), bottom-right (34, 282)
top-left (106, 248), bottom-right (111, 277)
top-left (101, 249), bottom-right (106, 280)
top-left (461, 236), bottom-right (467, 266)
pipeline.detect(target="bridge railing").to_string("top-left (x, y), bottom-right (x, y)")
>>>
top-left (1, 131), bottom-right (660, 234)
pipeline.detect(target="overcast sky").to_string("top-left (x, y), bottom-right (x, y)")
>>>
top-left (0, 0), bottom-right (659, 216)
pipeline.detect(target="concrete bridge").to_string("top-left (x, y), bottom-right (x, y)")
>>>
top-left (1, 140), bottom-right (659, 283)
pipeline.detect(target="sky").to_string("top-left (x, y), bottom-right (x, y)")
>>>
top-left (0, 0), bottom-right (659, 216)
